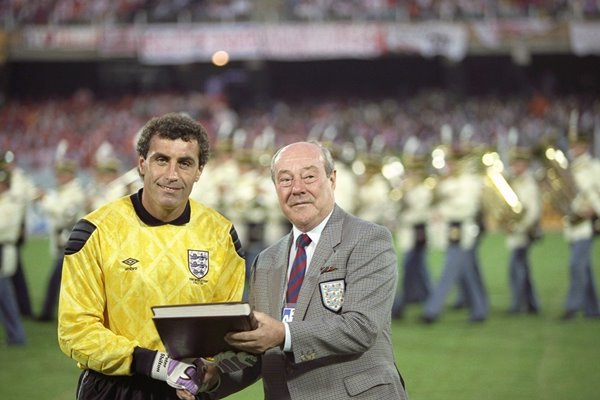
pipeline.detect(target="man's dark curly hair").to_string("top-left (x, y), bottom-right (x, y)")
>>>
top-left (136, 112), bottom-right (210, 168)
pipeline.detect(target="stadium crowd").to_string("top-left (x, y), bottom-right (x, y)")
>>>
top-left (1, 0), bottom-right (599, 26)
top-left (0, 88), bottom-right (597, 174)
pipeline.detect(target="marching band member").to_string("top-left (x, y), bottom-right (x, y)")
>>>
top-left (354, 156), bottom-right (394, 228)
top-left (392, 152), bottom-right (433, 319)
top-left (505, 147), bottom-right (542, 314)
top-left (561, 130), bottom-right (600, 320)
top-left (421, 145), bottom-right (488, 323)
top-left (1, 150), bottom-right (39, 318)
top-left (87, 141), bottom-right (133, 212)
top-left (333, 156), bottom-right (359, 216)
top-left (37, 143), bottom-right (88, 321)
top-left (0, 164), bottom-right (27, 345)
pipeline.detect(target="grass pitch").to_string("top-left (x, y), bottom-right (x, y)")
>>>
top-left (1, 232), bottom-right (599, 400)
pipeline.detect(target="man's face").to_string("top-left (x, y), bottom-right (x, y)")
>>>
top-left (138, 136), bottom-right (202, 221)
top-left (273, 143), bottom-right (336, 232)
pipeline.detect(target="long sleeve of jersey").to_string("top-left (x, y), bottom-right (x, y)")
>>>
top-left (58, 195), bottom-right (246, 376)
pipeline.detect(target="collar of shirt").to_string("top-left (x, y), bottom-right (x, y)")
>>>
top-left (289, 209), bottom-right (334, 274)
top-left (131, 189), bottom-right (191, 226)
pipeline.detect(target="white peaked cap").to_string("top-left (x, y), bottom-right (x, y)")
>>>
top-left (232, 129), bottom-right (247, 151)
top-left (370, 134), bottom-right (386, 155)
top-left (354, 136), bottom-right (368, 153)
top-left (217, 119), bottom-right (235, 140)
top-left (259, 125), bottom-right (276, 150)
top-left (459, 123), bottom-right (474, 144)
top-left (403, 135), bottom-right (421, 156)
top-left (55, 139), bottom-right (69, 161)
top-left (507, 127), bottom-right (519, 147)
top-left (440, 124), bottom-right (453, 145)
top-left (95, 141), bottom-right (115, 163)
top-left (322, 125), bottom-right (338, 143)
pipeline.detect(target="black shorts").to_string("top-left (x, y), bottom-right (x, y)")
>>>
top-left (76, 369), bottom-right (182, 400)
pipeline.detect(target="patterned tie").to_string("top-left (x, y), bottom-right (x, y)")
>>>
top-left (286, 233), bottom-right (312, 304)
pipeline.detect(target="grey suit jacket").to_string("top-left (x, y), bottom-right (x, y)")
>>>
top-left (215, 205), bottom-right (407, 400)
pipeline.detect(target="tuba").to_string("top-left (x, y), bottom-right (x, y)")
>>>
top-left (535, 144), bottom-right (581, 224)
top-left (534, 108), bottom-right (582, 224)
top-left (480, 151), bottom-right (524, 231)
top-left (380, 155), bottom-right (406, 203)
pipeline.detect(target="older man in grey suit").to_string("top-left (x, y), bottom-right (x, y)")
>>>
top-left (199, 141), bottom-right (407, 400)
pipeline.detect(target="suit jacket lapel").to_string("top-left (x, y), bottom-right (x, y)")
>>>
top-left (294, 205), bottom-right (344, 321)
top-left (269, 233), bottom-right (293, 318)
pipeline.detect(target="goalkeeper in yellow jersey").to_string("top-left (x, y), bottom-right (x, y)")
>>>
top-left (58, 113), bottom-right (253, 400)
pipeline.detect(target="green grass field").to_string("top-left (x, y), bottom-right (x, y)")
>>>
top-left (1, 232), bottom-right (599, 400)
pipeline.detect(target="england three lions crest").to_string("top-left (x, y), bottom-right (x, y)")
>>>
top-left (188, 250), bottom-right (209, 279)
top-left (319, 279), bottom-right (345, 312)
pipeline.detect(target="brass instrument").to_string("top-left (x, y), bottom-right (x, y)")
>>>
top-left (535, 144), bottom-right (581, 224)
top-left (381, 155), bottom-right (405, 194)
top-left (460, 144), bottom-right (489, 175)
top-left (480, 151), bottom-right (524, 231)
top-left (105, 167), bottom-right (142, 195)
top-left (428, 143), bottom-right (485, 205)
top-left (428, 145), bottom-right (450, 206)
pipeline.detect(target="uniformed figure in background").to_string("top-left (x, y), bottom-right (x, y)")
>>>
top-left (0, 164), bottom-right (27, 345)
top-left (561, 129), bottom-right (600, 320)
top-left (1, 150), bottom-right (39, 318)
top-left (392, 150), bottom-right (433, 319)
top-left (236, 150), bottom-right (274, 300)
top-left (190, 130), bottom-right (276, 300)
top-left (191, 134), bottom-right (241, 229)
top-left (505, 147), bottom-right (542, 314)
top-left (87, 141), bottom-right (132, 212)
top-left (332, 155), bottom-right (359, 217)
top-left (421, 146), bottom-right (488, 323)
top-left (449, 142), bottom-right (488, 312)
top-left (37, 143), bottom-right (87, 321)
top-left (354, 156), bottom-right (394, 228)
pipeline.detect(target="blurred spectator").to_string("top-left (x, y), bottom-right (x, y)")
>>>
top-left (1, 0), bottom-right (599, 26)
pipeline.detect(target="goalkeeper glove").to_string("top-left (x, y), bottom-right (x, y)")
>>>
top-left (150, 351), bottom-right (208, 394)
top-left (204, 351), bottom-right (257, 373)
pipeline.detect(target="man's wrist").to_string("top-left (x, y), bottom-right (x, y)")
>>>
top-left (282, 322), bottom-right (292, 352)
top-left (131, 347), bottom-right (159, 376)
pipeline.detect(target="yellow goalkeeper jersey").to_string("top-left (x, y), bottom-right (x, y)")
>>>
top-left (58, 190), bottom-right (246, 376)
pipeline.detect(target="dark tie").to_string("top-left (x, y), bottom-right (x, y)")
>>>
top-left (286, 233), bottom-right (312, 304)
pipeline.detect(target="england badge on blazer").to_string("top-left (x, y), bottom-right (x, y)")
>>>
top-left (320, 279), bottom-right (345, 312)
top-left (188, 250), bottom-right (209, 279)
